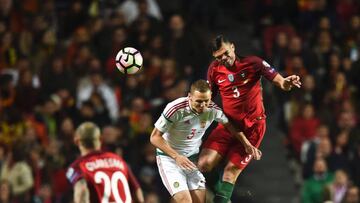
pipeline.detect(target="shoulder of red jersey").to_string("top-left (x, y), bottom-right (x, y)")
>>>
top-left (209, 60), bottom-right (221, 69)
top-left (68, 155), bottom-right (82, 170)
top-left (241, 55), bottom-right (278, 77)
top-left (66, 159), bottom-right (83, 185)
top-left (210, 56), bottom-right (267, 68)
top-left (241, 55), bottom-right (274, 68)
top-left (239, 55), bottom-right (264, 64)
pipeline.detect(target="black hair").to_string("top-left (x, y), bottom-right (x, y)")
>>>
top-left (211, 35), bottom-right (231, 52)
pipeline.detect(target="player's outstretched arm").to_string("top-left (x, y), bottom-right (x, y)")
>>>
top-left (222, 122), bottom-right (262, 160)
top-left (74, 179), bottom-right (90, 203)
top-left (272, 74), bottom-right (302, 91)
top-left (150, 128), bottom-right (197, 171)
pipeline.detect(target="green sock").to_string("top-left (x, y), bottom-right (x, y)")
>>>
top-left (213, 180), bottom-right (234, 203)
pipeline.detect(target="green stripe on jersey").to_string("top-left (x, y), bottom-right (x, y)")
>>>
top-left (161, 113), bottom-right (173, 123)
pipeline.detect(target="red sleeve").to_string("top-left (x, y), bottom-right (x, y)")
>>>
top-left (207, 61), bottom-right (219, 95)
top-left (126, 164), bottom-right (141, 191)
top-left (66, 161), bottom-right (84, 185)
top-left (252, 56), bottom-right (278, 81)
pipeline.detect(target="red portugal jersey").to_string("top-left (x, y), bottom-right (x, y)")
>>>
top-left (67, 151), bottom-right (137, 203)
top-left (207, 56), bottom-right (278, 125)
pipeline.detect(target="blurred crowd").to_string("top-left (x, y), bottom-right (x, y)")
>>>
top-left (0, 0), bottom-right (212, 202)
top-left (251, 0), bottom-right (360, 202)
top-left (0, 0), bottom-right (359, 203)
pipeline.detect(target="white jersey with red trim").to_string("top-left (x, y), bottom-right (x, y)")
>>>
top-left (154, 97), bottom-right (228, 157)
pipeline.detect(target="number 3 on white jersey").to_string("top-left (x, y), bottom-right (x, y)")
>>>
top-left (232, 86), bottom-right (240, 98)
top-left (95, 171), bottom-right (132, 203)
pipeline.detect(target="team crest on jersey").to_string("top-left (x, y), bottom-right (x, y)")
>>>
top-left (240, 72), bottom-right (246, 79)
top-left (173, 182), bottom-right (180, 188)
top-left (227, 74), bottom-right (234, 82)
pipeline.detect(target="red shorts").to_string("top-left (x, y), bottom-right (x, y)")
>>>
top-left (202, 118), bottom-right (266, 170)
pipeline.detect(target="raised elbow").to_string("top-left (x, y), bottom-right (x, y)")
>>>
top-left (149, 128), bottom-right (159, 145)
top-left (150, 134), bottom-right (155, 145)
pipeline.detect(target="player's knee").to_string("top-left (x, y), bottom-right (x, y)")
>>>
top-left (197, 158), bottom-right (214, 172)
top-left (172, 192), bottom-right (192, 203)
top-left (222, 165), bottom-right (242, 183)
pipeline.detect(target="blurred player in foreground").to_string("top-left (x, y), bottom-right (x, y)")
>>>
top-left (66, 122), bottom-right (144, 203)
top-left (150, 79), bottom-right (261, 203)
top-left (198, 35), bottom-right (302, 203)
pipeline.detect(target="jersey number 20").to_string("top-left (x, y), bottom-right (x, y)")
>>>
top-left (95, 171), bottom-right (132, 203)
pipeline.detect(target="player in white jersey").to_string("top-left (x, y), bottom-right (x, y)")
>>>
top-left (150, 79), bottom-right (262, 203)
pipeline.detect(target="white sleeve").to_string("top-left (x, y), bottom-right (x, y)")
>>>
top-left (154, 103), bottom-right (180, 133)
top-left (212, 104), bottom-right (229, 124)
top-left (154, 114), bottom-right (172, 133)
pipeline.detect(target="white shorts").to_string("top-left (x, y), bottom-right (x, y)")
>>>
top-left (156, 155), bottom-right (206, 196)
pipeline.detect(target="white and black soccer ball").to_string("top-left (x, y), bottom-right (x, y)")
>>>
top-left (115, 47), bottom-right (143, 74)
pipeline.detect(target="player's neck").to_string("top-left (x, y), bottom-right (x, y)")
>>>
top-left (225, 59), bottom-right (237, 70)
top-left (81, 148), bottom-right (99, 156)
top-left (227, 65), bottom-right (236, 70)
top-left (227, 56), bottom-right (240, 70)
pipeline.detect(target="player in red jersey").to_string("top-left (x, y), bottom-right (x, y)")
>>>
top-left (197, 35), bottom-right (302, 203)
top-left (66, 122), bottom-right (144, 203)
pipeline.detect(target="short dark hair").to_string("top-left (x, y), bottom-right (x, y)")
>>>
top-left (76, 122), bottom-right (101, 149)
top-left (211, 35), bottom-right (231, 52)
top-left (190, 79), bottom-right (210, 93)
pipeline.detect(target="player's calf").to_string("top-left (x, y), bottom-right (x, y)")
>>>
top-left (222, 163), bottom-right (242, 184)
top-left (197, 158), bottom-right (214, 172)
top-left (213, 162), bottom-right (243, 203)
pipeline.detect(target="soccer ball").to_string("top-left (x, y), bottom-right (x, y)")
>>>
top-left (115, 47), bottom-right (143, 74)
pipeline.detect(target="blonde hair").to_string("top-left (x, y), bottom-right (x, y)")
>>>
top-left (190, 79), bottom-right (211, 93)
top-left (76, 122), bottom-right (101, 149)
